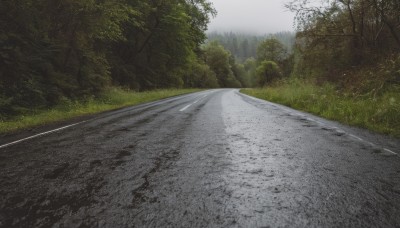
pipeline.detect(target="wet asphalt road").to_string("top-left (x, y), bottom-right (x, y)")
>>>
top-left (1, 89), bottom-right (400, 228)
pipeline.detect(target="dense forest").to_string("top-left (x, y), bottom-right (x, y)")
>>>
top-left (0, 0), bottom-right (248, 118)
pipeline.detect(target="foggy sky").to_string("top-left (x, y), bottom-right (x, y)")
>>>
top-left (207, 0), bottom-right (295, 34)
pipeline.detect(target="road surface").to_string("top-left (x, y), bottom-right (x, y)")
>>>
top-left (1, 89), bottom-right (400, 227)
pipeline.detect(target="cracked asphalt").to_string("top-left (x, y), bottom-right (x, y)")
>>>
top-left (0, 89), bottom-right (400, 227)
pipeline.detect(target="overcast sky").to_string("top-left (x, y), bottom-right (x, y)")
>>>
top-left (207, 0), bottom-right (295, 34)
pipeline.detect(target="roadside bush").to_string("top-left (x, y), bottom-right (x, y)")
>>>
top-left (184, 59), bottom-right (219, 88)
top-left (256, 61), bottom-right (282, 86)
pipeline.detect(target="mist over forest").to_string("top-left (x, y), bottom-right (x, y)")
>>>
top-left (207, 31), bottom-right (296, 62)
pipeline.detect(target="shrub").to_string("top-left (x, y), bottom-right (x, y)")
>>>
top-left (256, 61), bottom-right (282, 86)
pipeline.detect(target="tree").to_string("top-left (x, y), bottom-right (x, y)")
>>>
top-left (256, 61), bottom-right (282, 86)
top-left (0, 0), bottom-right (129, 112)
top-left (369, 0), bottom-right (400, 48)
top-left (203, 42), bottom-right (242, 88)
top-left (286, 0), bottom-right (400, 91)
top-left (230, 57), bottom-right (251, 88)
top-left (182, 53), bottom-right (219, 88)
top-left (0, 0), bottom-right (217, 117)
top-left (244, 58), bottom-right (258, 87)
top-left (256, 38), bottom-right (288, 63)
top-left (109, 0), bottom-right (216, 90)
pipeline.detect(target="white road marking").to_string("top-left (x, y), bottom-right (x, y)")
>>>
top-left (0, 90), bottom-right (215, 149)
top-left (0, 121), bottom-right (87, 149)
top-left (384, 148), bottom-right (397, 155)
top-left (179, 104), bottom-right (192, 112)
top-left (179, 94), bottom-right (208, 112)
top-left (349, 134), bottom-right (364, 141)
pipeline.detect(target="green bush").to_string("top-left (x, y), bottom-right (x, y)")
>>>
top-left (256, 61), bottom-right (282, 86)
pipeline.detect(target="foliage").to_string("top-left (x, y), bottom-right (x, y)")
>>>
top-left (243, 58), bottom-right (258, 87)
top-left (109, 0), bottom-right (215, 90)
top-left (256, 38), bottom-right (288, 63)
top-left (256, 61), bottom-right (283, 86)
top-left (183, 54), bottom-right (219, 88)
top-left (0, 0), bottom-right (217, 118)
top-left (203, 42), bottom-right (242, 88)
top-left (287, 0), bottom-right (400, 83)
top-left (232, 62), bottom-right (251, 88)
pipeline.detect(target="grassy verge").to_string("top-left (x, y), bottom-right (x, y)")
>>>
top-left (241, 80), bottom-right (400, 137)
top-left (0, 88), bottom-right (201, 134)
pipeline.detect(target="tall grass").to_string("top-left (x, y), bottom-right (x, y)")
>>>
top-left (0, 88), bottom-right (201, 134)
top-left (241, 79), bottom-right (400, 137)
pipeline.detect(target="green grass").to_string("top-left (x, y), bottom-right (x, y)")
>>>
top-left (241, 80), bottom-right (400, 137)
top-left (0, 88), bottom-right (201, 134)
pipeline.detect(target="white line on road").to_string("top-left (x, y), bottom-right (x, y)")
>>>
top-left (384, 148), bottom-right (397, 155)
top-left (0, 121), bottom-right (87, 149)
top-left (179, 94), bottom-right (208, 112)
top-left (179, 104), bottom-right (192, 112)
top-left (0, 90), bottom-right (215, 149)
top-left (349, 134), bottom-right (364, 141)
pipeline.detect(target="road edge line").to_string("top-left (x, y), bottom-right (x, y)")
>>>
top-left (0, 121), bottom-right (87, 149)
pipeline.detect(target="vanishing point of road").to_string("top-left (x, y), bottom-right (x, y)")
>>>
top-left (1, 89), bottom-right (400, 227)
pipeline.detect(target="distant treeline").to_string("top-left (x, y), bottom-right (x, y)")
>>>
top-left (207, 31), bottom-right (295, 62)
